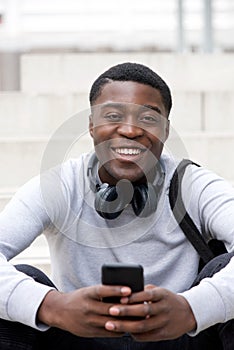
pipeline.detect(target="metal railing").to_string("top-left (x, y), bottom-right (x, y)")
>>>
top-left (0, 0), bottom-right (233, 53)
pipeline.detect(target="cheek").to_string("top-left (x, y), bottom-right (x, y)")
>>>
top-left (146, 130), bottom-right (161, 144)
top-left (149, 126), bottom-right (168, 143)
top-left (92, 125), bottom-right (114, 143)
top-left (90, 128), bottom-right (102, 143)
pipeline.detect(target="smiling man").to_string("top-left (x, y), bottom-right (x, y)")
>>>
top-left (89, 80), bottom-right (169, 184)
top-left (0, 62), bottom-right (234, 350)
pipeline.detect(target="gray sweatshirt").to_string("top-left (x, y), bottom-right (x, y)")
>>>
top-left (0, 152), bottom-right (234, 335)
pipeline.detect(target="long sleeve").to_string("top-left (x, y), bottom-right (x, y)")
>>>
top-left (0, 175), bottom-right (55, 330)
top-left (0, 253), bottom-right (54, 329)
top-left (181, 256), bottom-right (234, 335)
top-left (180, 165), bottom-right (234, 335)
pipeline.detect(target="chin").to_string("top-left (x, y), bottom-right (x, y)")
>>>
top-left (112, 170), bottom-right (144, 183)
top-left (102, 161), bottom-right (146, 184)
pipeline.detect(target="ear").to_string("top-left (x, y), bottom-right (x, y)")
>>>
top-left (89, 114), bottom-right (94, 138)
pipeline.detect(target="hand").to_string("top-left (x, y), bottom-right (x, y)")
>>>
top-left (37, 285), bottom-right (131, 338)
top-left (105, 284), bottom-right (197, 341)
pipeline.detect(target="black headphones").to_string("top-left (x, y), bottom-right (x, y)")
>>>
top-left (87, 153), bottom-right (165, 220)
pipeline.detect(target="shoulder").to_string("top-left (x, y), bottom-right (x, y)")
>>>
top-left (13, 153), bottom-right (92, 203)
top-left (42, 153), bottom-right (91, 184)
top-left (182, 162), bottom-right (234, 196)
top-left (160, 153), bottom-right (234, 208)
top-left (161, 152), bottom-right (233, 190)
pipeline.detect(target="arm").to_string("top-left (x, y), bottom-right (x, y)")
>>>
top-left (0, 161), bottom-right (76, 329)
top-left (181, 165), bottom-right (234, 334)
top-left (103, 167), bottom-right (234, 340)
top-left (0, 176), bottom-right (53, 329)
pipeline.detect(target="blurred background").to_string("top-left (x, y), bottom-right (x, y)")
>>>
top-left (0, 0), bottom-right (234, 272)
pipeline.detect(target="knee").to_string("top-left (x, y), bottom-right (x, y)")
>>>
top-left (193, 252), bottom-right (234, 287)
top-left (14, 264), bottom-right (56, 288)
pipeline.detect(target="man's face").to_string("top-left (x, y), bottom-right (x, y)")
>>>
top-left (89, 81), bottom-right (169, 184)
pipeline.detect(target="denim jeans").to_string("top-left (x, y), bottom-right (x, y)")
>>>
top-left (1, 253), bottom-right (234, 350)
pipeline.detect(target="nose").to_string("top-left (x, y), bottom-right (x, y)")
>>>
top-left (117, 120), bottom-right (144, 139)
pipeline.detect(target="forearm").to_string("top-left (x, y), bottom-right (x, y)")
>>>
top-left (181, 254), bottom-right (234, 335)
top-left (0, 254), bottom-right (54, 329)
top-left (37, 290), bottom-right (65, 329)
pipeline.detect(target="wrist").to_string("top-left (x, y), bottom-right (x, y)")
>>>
top-left (37, 289), bottom-right (65, 328)
top-left (178, 295), bottom-right (197, 333)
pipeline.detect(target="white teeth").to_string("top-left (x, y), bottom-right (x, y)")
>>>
top-left (114, 148), bottom-right (142, 155)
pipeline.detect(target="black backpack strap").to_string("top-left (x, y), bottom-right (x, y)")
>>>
top-left (169, 159), bottom-right (215, 264)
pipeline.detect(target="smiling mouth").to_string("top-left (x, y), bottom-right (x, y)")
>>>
top-left (112, 147), bottom-right (146, 156)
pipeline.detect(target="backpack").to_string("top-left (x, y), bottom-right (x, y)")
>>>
top-left (169, 159), bottom-right (227, 266)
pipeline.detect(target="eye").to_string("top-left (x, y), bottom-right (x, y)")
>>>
top-left (104, 113), bottom-right (123, 122)
top-left (139, 114), bottom-right (161, 124)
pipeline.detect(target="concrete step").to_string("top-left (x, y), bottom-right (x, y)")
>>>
top-left (0, 131), bottom-right (233, 186)
top-left (171, 91), bottom-right (234, 133)
top-left (0, 131), bottom-right (233, 188)
top-left (1, 90), bottom-right (234, 136)
top-left (0, 138), bottom-right (48, 188)
top-left (0, 135), bottom-right (93, 188)
top-left (167, 131), bottom-right (234, 183)
top-left (0, 91), bottom-right (202, 134)
top-left (21, 53), bottom-right (234, 94)
top-left (0, 92), bottom-right (89, 137)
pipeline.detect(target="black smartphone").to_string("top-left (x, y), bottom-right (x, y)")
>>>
top-left (102, 263), bottom-right (144, 303)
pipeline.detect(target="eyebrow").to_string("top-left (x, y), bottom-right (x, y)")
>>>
top-left (142, 104), bottom-right (162, 115)
top-left (97, 102), bottom-right (162, 115)
top-left (99, 102), bottom-right (125, 110)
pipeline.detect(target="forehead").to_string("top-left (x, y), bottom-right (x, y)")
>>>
top-left (92, 81), bottom-right (166, 115)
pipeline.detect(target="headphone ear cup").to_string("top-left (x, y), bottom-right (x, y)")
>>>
top-left (132, 184), bottom-right (147, 217)
top-left (94, 184), bottom-right (124, 220)
top-left (94, 180), bottom-right (134, 220)
top-left (132, 184), bottom-right (158, 217)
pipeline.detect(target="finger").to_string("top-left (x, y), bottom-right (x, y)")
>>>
top-left (109, 298), bottom-right (168, 319)
top-left (109, 302), bottom-right (153, 318)
top-left (91, 285), bottom-right (132, 300)
top-left (77, 286), bottom-right (131, 318)
top-left (105, 312), bottom-right (168, 335)
top-left (91, 291), bottom-right (167, 324)
top-left (83, 313), bottom-right (123, 330)
top-left (127, 287), bottom-right (164, 304)
top-left (120, 286), bottom-right (156, 304)
top-left (145, 284), bottom-right (156, 290)
top-left (105, 318), bottom-right (148, 333)
top-left (83, 319), bottom-right (126, 338)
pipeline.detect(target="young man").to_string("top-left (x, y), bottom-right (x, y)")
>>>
top-left (0, 62), bottom-right (234, 349)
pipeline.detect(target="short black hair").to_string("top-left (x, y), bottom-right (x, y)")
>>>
top-left (89, 62), bottom-right (172, 116)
